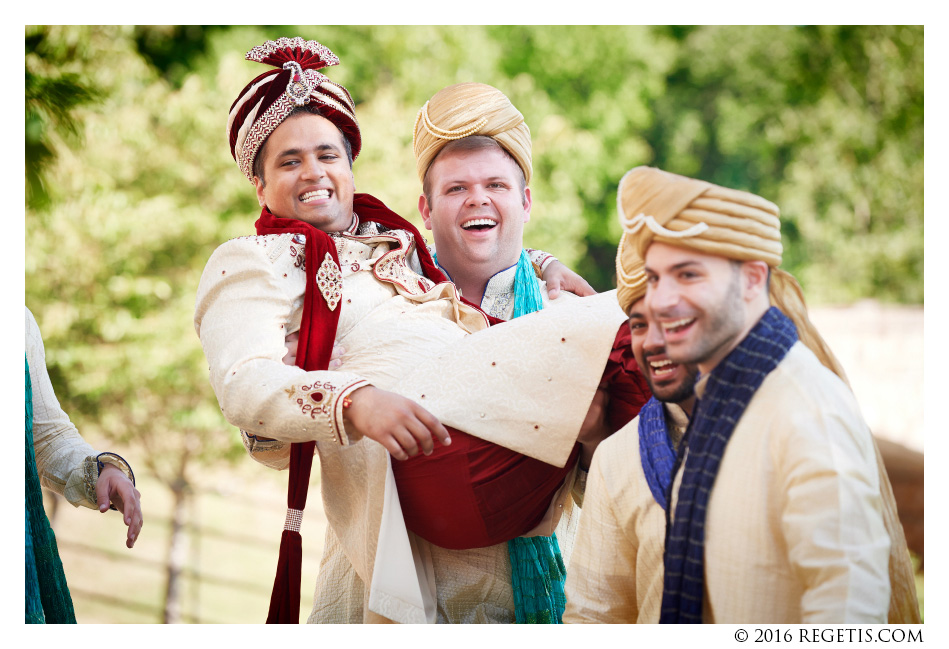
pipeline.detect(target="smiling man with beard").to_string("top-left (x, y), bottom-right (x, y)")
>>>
top-left (563, 257), bottom-right (696, 624)
top-left (610, 166), bottom-right (917, 624)
top-left (567, 167), bottom-right (919, 624)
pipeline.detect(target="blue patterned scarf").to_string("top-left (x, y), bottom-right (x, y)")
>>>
top-left (25, 355), bottom-right (76, 624)
top-left (659, 307), bottom-right (797, 623)
top-left (637, 397), bottom-right (677, 510)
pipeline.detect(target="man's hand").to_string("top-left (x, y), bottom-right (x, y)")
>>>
top-left (577, 387), bottom-right (612, 470)
top-left (343, 385), bottom-right (452, 460)
top-left (542, 260), bottom-right (596, 299)
top-left (96, 464), bottom-right (143, 549)
top-left (283, 331), bottom-right (344, 369)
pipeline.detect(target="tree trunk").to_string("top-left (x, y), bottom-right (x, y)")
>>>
top-left (163, 479), bottom-right (188, 624)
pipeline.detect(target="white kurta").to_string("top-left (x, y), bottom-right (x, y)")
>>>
top-left (671, 342), bottom-right (890, 623)
top-left (194, 221), bottom-right (624, 623)
top-left (25, 307), bottom-right (134, 509)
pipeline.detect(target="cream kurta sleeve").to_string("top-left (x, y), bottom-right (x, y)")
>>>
top-left (701, 344), bottom-right (890, 623)
top-left (26, 307), bottom-right (134, 509)
top-left (773, 356), bottom-right (890, 622)
top-left (194, 236), bottom-right (368, 451)
top-left (564, 417), bottom-right (669, 624)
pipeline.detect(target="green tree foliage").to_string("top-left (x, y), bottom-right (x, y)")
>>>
top-left (26, 27), bottom-right (98, 210)
top-left (25, 25), bottom-right (248, 490)
top-left (26, 24), bottom-right (923, 475)
top-left (647, 25), bottom-right (923, 303)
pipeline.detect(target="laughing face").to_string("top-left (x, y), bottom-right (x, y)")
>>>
top-left (628, 296), bottom-right (698, 405)
top-left (419, 144), bottom-right (531, 278)
top-left (643, 242), bottom-right (747, 374)
top-left (253, 112), bottom-right (355, 232)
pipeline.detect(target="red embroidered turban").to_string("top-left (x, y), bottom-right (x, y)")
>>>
top-left (227, 37), bottom-right (362, 183)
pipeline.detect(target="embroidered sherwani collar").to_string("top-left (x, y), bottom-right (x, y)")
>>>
top-left (483, 263), bottom-right (518, 299)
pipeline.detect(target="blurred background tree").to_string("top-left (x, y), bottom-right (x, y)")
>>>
top-left (24, 25), bottom-right (923, 622)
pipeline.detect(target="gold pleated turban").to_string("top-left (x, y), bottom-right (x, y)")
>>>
top-left (413, 82), bottom-right (532, 184)
top-left (614, 165), bottom-right (848, 382)
top-left (615, 166), bottom-right (782, 315)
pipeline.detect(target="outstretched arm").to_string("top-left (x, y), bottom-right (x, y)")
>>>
top-left (282, 335), bottom-right (447, 459)
top-left (96, 464), bottom-right (143, 548)
top-left (196, 239), bottom-right (369, 449)
top-left (27, 308), bottom-right (143, 547)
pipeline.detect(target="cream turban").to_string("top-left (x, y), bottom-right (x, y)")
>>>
top-left (614, 165), bottom-right (848, 382)
top-left (413, 82), bottom-right (532, 184)
top-left (615, 245), bottom-right (647, 316)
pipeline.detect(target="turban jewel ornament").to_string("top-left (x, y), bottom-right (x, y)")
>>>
top-left (227, 37), bottom-right (361, 183)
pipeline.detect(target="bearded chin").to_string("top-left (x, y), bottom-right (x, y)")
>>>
top-left (652, 373), bottom-right (698, 404)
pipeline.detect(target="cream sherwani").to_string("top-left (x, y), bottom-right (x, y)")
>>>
top-left (26, 307), bottom-right (135, 508)
top-left (194, 219), bottom-right (624, 623)
top-left (563, 404), bottom-right (687, 624)
top-left (671, 342), bottom-right (890, 623)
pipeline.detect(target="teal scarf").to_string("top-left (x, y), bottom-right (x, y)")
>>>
top-left (504, 250), bottom-right (564, 623)
top-left (25, 355), bottom-right (76, 624)
top-left (435, 249), bottom-right (564, 623)
top-left (510, 249), bottom-right (545, 318)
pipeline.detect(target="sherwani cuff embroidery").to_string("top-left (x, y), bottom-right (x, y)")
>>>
top-left (75, 456), bottom-right (100, 508)
top-left (67, 452), bottom-right (132, 509)
top-left (286, 373), bottom-right (369, 446)
top-left (96, 451), bottom-right (135, 485)
top-left (526, 248), bottom-right (557, 273)
top-left (334, 379), bottom-right (370, 445)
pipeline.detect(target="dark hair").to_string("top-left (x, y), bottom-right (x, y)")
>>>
top-left (421, 135), bottom-right (527, 206)
top-left (253, 105), bottom-right (354, 186)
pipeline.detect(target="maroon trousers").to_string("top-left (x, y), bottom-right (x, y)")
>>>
top-left (392, 324), bottom-right (652, 550)
top-left (393, 432), bottom-right (581, 549)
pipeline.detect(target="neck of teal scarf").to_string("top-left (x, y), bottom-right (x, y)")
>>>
top-left (507, 251), bottom-right (562, 622)
top-left (433, 250), bottom-right (544, 317)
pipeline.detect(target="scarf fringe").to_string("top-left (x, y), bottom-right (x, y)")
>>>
top-left (508, 535), bottom-right (566, 624)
